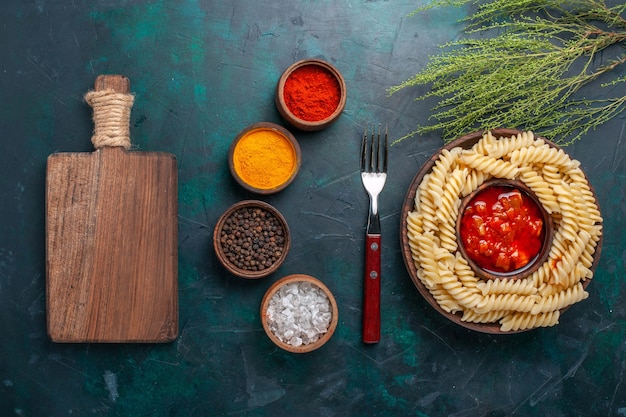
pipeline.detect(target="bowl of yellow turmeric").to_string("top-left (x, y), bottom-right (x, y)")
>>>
top-left (228, 122), bottom-right (301, 194)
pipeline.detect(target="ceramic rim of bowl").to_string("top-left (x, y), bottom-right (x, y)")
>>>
top-left (228, 122), bottom-right (301, 194)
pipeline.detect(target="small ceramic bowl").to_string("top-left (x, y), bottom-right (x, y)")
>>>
top-left (229, 122), bottom-right (301, 195)
top-left (455, 178), bottom-right (554, 281)
top-left (261, 274), bottom-right (338, 353)
top-left (213, 200), bottom-right (290, 279)
top-left (275, 59), bottom-right (347, 131)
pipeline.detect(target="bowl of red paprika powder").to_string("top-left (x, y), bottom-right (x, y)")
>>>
top-left (276, 59), bottom-right (347, 131)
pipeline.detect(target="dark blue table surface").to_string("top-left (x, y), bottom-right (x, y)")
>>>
top-left (1, 1), bottom-right (625, 416)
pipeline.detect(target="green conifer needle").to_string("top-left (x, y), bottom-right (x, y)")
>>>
top-left (391, 0), bottom-right (626, 145)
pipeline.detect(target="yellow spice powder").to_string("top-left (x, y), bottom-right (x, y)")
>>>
top-left (232, 128), bottom-right (296, 190)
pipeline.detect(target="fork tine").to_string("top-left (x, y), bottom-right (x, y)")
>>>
top-left (361, 125), bottom-right (367, 172)
top-left (367, 125), bottom-right (374, 172)
top-left (372, 124), bottom-right (378, 173)
top-left (383, 124), bottom-right (388, 173)
top-left (361, 123), bottom-right (388, 174)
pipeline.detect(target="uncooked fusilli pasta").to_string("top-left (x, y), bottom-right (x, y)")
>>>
top-left (406, 131), bottom-right (602, 331)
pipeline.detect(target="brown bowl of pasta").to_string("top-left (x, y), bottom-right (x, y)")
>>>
top-left (400, 128), bottom-right (603, 333)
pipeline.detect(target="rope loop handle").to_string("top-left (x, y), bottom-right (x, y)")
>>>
top-left (85, 89), bottom-right (134, 150)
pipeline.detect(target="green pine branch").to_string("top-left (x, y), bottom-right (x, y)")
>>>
top-left (392, 0), bottom-right (626, 145)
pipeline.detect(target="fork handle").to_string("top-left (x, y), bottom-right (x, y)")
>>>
top-left (363, 233), bottom-right (381, 343)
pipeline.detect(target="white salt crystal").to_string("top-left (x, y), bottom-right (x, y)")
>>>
top-left (266, 281), bottom-right (333, 347)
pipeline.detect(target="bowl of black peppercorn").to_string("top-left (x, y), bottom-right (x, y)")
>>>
top-left (213, 200), bottom-right (291, 279)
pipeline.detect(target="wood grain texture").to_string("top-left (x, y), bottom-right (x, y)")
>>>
top-left (362, 234), bottom-right (381, 344)
top-left (46, 147), bottom-right (178, 342)
top-left (46, 75), bottom-right (178, 343)
top-left (94, 73), bottom-right (130, 92)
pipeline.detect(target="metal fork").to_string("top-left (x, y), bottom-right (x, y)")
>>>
top-left (360, 123), bottom-right (388, 344)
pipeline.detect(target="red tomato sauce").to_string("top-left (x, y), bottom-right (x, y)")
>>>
top-left (460, 186), bottom-right (544, 273)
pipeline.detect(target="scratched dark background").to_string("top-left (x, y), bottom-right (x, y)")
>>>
top-left (1, 1), bottom-right (625, 416)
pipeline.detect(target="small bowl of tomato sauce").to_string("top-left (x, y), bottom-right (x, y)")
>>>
top-left (456, 179), bottom-right (553, 280)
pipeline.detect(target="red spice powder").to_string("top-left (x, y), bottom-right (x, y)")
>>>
top-left (283, 64), bottom-right (341, 122)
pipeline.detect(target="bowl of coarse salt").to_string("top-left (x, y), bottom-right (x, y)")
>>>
top-left (260, 274), bottom-right (338, 353)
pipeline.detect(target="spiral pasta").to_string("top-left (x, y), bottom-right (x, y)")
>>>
top-left (484, 130), bottom-right (541, 159)
top-left (476, 278), bottom-right (538, 296)
top-left (530, 282), bottom-right (588, 314)
top-left (518, 169), bottom-right (560, 214)
top-left (406, 131), bottom-right (602, 331)
top-left (499, 310), bottom-right (560, 332)
top-left (460, 152), bottom-right (519, 179)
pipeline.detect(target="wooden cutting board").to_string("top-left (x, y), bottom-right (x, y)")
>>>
top-left (46, 75), bottom-right (178, 343)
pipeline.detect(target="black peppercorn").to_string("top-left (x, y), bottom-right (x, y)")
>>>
top-left (220, 206), bottom-right (286, 272)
